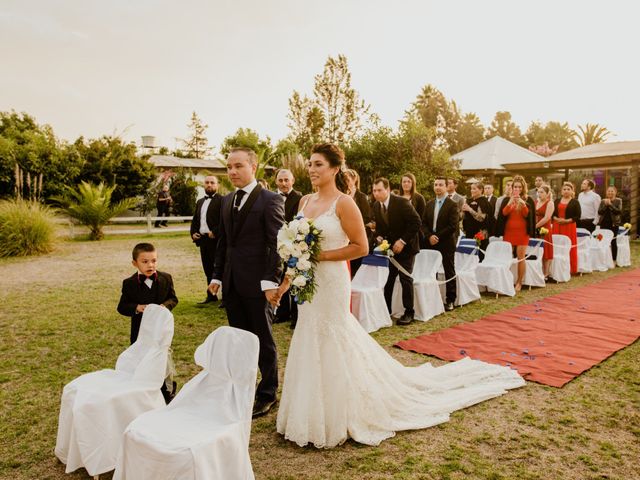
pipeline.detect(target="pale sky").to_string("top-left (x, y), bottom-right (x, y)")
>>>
top-left (2, 0), bottom-right (639, 152)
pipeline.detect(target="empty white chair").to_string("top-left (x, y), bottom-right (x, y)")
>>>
top-left (113, 327), bottom-right (259, 480)
top-left (392, 249), bottom-right (445, 321)
top-left (351, 255), bottom-right (392, 333)
top-left (616, 226), bottom-right (631, 267)
top-left (475, 241), bottom-right (516, 297)
top-left (576, 228), bottom-right (593, 274)
top-left (590, 228), bottom-right (615, 272)
top-left (438, 239), bottom-right (481, 306)
top-left (511, 238), bottom-right (546, 289)
top-left (55, 305), bottom-right (174, 477)
top-left (550, 234), bottom-right (571, 282)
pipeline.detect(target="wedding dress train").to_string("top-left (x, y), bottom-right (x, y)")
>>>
top-left (276, 198), bottom-right (525, 448)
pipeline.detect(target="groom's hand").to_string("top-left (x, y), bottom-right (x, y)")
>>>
top-left (265, 289), bottom-right (280, 306)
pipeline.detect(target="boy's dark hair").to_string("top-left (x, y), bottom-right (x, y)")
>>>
top-left (132, 242), bottom-right (156, 260)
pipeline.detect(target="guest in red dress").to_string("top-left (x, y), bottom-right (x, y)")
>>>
top-left (535, 185), bottom-right (555, 279)
top-left (495, 175), bottom-right (536, 292)
top-left (553, 182), bottom-right (581, 274)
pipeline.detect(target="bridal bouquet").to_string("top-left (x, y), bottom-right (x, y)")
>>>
top-left (277, 215), bottom-right (322, 304)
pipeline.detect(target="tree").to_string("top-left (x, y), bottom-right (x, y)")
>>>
top-left (486, 111), bottom-right (525, 145)
top-left (167, 168), bottom-right (198, 216)
top-left (287, 54), bottom-right (375, 149)
top-left (220, 127), bottom-right (276, 179)
top-left (181, 111), bottom-right (211, 158)
top-left (575, 123), bottom-right (611, 146)
top-left (524, 121), bottom-right (577, 153)
top-left (451, 112), bottom-right (486, 153)
top-left (53, 182), bottom-right (136, 240)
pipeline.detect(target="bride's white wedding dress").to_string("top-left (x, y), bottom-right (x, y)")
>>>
top-left (276, 197), bottom-right (525, 448)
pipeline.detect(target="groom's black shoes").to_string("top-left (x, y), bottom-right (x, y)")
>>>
top-left (252, 398), bottom-right (277, 418)
top-left (397, 312), bottom-right (413, 326)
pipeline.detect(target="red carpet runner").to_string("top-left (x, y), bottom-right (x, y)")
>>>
top-left (395, 268), bottom-right (640, 387)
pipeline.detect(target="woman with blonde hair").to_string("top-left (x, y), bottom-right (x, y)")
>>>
top-left (553, 182), bottom-right (581, 274)
top-left (535, 184), bottom-right (555, 279)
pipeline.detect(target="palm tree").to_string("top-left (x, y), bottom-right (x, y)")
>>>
top-left (575, 123), bottom-right (611, 146)
top-left (54, 182), bottom-right (136, 240)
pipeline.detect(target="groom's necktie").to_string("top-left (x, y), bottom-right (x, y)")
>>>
top-left (232, 190), bottom-right (246, 223)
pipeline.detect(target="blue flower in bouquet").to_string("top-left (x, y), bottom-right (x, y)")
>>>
top-left (305, 233), bottom-right (315, 245)
top-left (287, 257), bottom-right (298, 268)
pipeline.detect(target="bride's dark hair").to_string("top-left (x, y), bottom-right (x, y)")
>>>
top-left (311, 143), bottom-right (348, 193)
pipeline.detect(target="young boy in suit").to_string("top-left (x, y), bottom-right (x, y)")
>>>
top-left (117, 242), bottom-right (179, 402)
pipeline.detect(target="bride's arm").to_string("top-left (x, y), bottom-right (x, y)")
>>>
top-left (318, 195), bottom-right (369, 262)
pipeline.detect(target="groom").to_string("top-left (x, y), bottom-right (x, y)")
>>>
top-left (208, 147), bottom-right (285, 417)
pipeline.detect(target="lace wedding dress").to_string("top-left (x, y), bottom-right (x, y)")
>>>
top-left (276, 197), bottom-right (525, 448)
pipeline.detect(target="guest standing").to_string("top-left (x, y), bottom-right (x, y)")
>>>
top-left (528, 176), bottom-right (544, 201)
top-left (274, 169), bottom-right (303, 326)
top-left (553, 182), bottom-right (581, 274)
top-left (461, 181), bottom-right (492, 260)
top-left (190, 175), bottom-right (222, 304)
top-left (423, 177), bottom-right (459, 311)
top-left (401, 173), bottom-right (427, 248)
top-left (494, 180), bottom-right (513, 220)
top-left (495, 175), bottom-right (535, 292)
top-left (154, 184), bottom-right (172, 228)
top-left (535, 185), bottom-right (554, 279)
top-left (578, 179), bottom-right (600, 232)
top-left (345, 169), bottom-right (373, 276)
top-left (598, 186), bottom-right (622, 263)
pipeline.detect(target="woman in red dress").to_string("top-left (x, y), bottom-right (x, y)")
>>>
top-left (553, 182), bottom-right (581, 274)
top-left (495, 175), bottom-right (536, 291)
top-left (535, 185), bottom-right (554, 279)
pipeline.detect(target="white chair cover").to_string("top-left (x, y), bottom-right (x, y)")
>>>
top-left (488, 236), bottom-right (503, 243)
top-left (351, 257), bottom-right (392, 333)
top-left (550, 234), bottom-right (571, 282)
top-left (438, 239), bottom-right (481, 306)
top-left (55, 304), bottom-right (174, 476)
top-left (590, 228), bottom-right (615, 271)
top-left (475, 241), bottom-right (516, 297)
top-left (510, 238), bottom-right (546, 288)
top-left (576, 228), bottom-right (593, 274)
top-left (616, 227), bottom-right (631, 267)
top-left (113, 327), bottom-right (260, 480)
top-left (392, 250), bottom-right (445, 321)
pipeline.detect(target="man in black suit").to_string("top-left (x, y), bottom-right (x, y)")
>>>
top-left (208, 147), bottom-right (285, 418)
top-left (423, 177), bottom-right (459, 311)
top-left (484, 184), bottom-right (497, 236)
top-left (190, 175), bottom-right (223, 304)
top-left (274, 168), bottom-right (303, 327)
top-left (372, 177), bottom-right (421, 325)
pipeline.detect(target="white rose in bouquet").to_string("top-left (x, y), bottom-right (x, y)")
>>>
top-left (292, 275), bottom-right (307, 287)
top-left (298, 221), bottom-right (310, 234)
top-left (297, 258), bottom-right (311, 271)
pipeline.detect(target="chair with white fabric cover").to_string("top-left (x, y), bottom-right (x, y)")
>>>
top-left (510, 238), bottom-right (545, 289)
top-left (549, 234), bottom-right (571, 282)
top-left (590, 228), bottom-right (615, 272)
top-left (576, 228), bottom-right (593, 274)
top-left (392, 249), bottom-right (445, 321)
top-left (488, 236), bottom-right (503, 243)
top-left (616, 226), bottom-right (631, 267)
top-left (55, 304), bottom-right (174, 478)
top-left (475, 241), bottom-right (516, 297)
top-left (351, 255), bottom-right (392, 333)
top-left (437, 238), bottom-right (481, 306)
top-left (113, 326), bottom-right (259, 480)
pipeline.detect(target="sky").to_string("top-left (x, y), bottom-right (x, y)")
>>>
top-left (1, 0), bottom-right (639, 152)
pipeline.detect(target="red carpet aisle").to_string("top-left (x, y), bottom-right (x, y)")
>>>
top-left (395, 268), bottom-right (640, 387)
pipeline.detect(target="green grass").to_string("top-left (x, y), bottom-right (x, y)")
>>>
top-left (1, 234), bottom-right (639, 479)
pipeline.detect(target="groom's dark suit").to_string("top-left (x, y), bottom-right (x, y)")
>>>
top-left (373, 194), bottom-right (421, 317)
top-left (213, 182), bottom-right (285, 402)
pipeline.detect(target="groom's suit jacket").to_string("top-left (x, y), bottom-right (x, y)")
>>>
top-left (213, 184), bottom-right (285, 298)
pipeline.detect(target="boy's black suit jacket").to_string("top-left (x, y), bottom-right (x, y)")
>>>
top-left (117, 271), bottom-right (178, 317)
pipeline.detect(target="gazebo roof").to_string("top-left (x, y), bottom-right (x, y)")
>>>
top-left (148, 155), bottom-right (226, 170)
top-left (545, 140), bottom-right (640, 162)
top-left (452, 136), bottom-right (545, 172)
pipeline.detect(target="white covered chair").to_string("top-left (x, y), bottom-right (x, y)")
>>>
top-left (392, 249), bottom-right (445, 321)
top-left (590, 228), bottom-right (615, 271)
top-left (475, 241), bottom-right (516, 297)
top-left (511, 238), bottom-right (546, 289)
top-left (113, 326), bottom-right (259, 480)
top-left (616, 226), bottom-right (631, 267)
top-left (576, 228), bottom-right (593, 274)
top-left (351, 255), bottom-right (392, 333)
top-left (550, 234), bottom-right (571, 282)
top-left (438, 239), bottom-right (481, 306)
top-left (55, 304), bottom-right (174, 477)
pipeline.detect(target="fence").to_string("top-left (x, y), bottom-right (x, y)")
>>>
top-left (57, 215), bottom-right (193, 238)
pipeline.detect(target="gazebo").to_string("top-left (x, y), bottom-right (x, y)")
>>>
top-left (452, 136), bottom-right (546, 193)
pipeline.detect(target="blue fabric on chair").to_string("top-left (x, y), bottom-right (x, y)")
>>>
top-left (526, 238), bottom-right (544, 260)
top-left (618, 227), bottom-right (628, 236)
top-left (577, 231), bottom-right (591, 238)
top-left (456, 240), bottom-right (479, 256)
top-left (364, 254), bottom-right (389, 267)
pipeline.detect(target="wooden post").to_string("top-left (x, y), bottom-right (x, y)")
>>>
top-left (68, 219), bottom-right (74, 238)
top-left (631, 161), bottom-right (639, 238)
top-left (146, 215), bottom-right (152, 234)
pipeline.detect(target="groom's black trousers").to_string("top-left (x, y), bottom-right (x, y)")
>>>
top-left (224, 283), bottom-right (278, 402)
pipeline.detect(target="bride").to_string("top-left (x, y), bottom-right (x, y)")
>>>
top-left (276, 143), bottom-right (525, 448)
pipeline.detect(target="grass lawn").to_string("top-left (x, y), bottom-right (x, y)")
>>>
top-left (1, 232), bottom-right (638, 480)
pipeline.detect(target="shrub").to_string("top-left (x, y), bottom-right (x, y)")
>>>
top-left (0, 199), bottom-right (57, 257)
